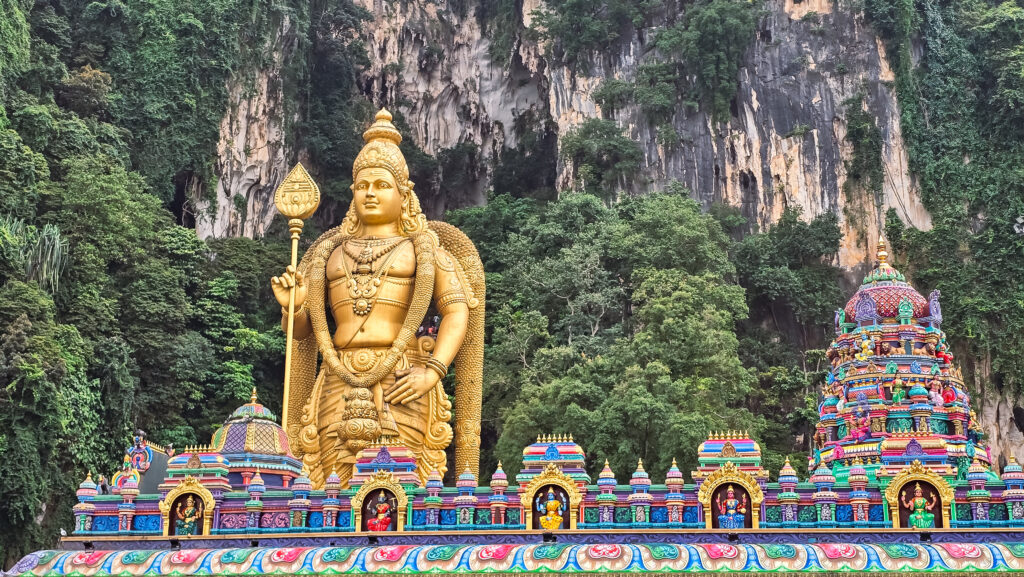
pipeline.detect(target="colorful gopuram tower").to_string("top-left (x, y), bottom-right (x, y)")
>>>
top-left (817, 240), bottom-right (987, 475)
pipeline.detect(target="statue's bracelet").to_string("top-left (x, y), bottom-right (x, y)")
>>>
top-left (281, 303), bottom-right (306, 316)
top-left (426, 358), bottom-right (448, 380)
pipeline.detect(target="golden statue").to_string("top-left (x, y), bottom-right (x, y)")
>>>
top-left (271, 109), bottom-right (484, 488)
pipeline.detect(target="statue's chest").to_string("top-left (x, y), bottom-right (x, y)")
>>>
top-left (325, 242), bottom-right (417, 282)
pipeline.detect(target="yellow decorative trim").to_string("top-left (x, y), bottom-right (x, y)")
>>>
top-left (518, 463), bottom-right (583, 530)
top-left (351, 470), bottom-right (408, 532)
top-left (883, 460), bottom-right (954, 529)
top-left (157, 476), bottom-right (215, 536)
top-left (696, 462), bottom-right (765, 529)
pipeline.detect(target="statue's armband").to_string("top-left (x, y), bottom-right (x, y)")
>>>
top-left (433, 247), bottom-right (469, 314)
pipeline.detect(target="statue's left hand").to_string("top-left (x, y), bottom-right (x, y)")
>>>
top-left (386, 367), bottom-right (439, 405)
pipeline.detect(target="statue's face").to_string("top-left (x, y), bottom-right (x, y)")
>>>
top-left (352, 167), bottom-right (403, 228)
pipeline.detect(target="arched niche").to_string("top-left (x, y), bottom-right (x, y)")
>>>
top-left (158, 476), bottom-right (215, 537)
top-left (352, 470), bottom-right (408, 532)
top-left (519, 463), bottom-right (582, 531)
top-left (697, 462), bottom-right (764, 530)
top-left (884, 461), bottom-right (954, 529)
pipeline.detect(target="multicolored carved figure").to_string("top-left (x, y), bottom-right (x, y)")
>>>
top-left (174, 495), bottom-right (202, 536)
top-left (855, 335), bottom-right (873, 362)
top-left (942, 383), bottom-right (957, 405)
top-left (366, 491), bottom-right (394, 531)
top-left (716, 485), bottom-right (747, 529)
top-left (902, 483), bottom-right (937, 529)
top-left (891, 376), bottom-right (906, 404)
top-left (536, 488), bottom-right (565, 530)
top-left (849, 413), bottom-right (871, 443)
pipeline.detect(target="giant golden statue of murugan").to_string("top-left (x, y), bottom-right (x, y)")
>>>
top-left (270, 109), bottom-right (483, 488)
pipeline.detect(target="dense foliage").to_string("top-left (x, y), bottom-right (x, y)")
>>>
top-left (450, 188), bottom-right (828, 480)
top-left (536, 0), bottom-right (760, 120)
top-left (866, 0), bottom-right (1024, 392)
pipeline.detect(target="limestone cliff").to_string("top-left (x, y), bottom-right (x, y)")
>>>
top-left (193, 13), bottom-right (299, 239)
top-left (352, 0), bottom-right (930, 270)
top-left (199, 0), bottom-right (930, 268)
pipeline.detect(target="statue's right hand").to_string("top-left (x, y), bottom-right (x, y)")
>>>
top-left (271, 265), bottom-right (307, 309)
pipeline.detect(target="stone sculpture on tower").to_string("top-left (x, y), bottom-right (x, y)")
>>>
top-left (270, 109), bottom-right (484, 488)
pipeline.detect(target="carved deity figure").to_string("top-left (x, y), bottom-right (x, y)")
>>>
top-left (174, 495), bottom-right (202, 536)
top-left (536, 488), bottom-right (565, 530)
top-left (271, 110), bottom-right (484, 487)
top-left (849, 413), bottom-right (871, 443)
top-left (901, 483), bottom-right (937, 529)
top-left (716, 485), bottom-right (747, 529)
top-left (891, 376), bottom-right (906, 404)
top-left (365, 491), bottom-right (394, 531)
top-left (854, 335), bottom-right (873, 362)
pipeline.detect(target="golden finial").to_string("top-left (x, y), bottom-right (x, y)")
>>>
top-left (1011, 455), bottom-right (1019, 465)
top-left (637, 458), bottom-right (645, 471)
top-left (671, 458), bottom-right (678, 467)
top-left (537, 434), bottom-right (541, 443)
top-left (876, 237), bottom-right (889, 266)
top-left (250, 387), bottom-right (258, 404)
top-left (85, 471), bottom-right (93, 482)
top-left (569, 433), bottom-right (573, 442)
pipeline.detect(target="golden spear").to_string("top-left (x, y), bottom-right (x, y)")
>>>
top-left (274, 163), bottom-right (321, 431)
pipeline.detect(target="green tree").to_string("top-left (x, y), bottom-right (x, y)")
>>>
top-left (559, 119), bottom-right (642, 199)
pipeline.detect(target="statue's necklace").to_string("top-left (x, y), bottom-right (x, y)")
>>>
top-left (340, 238), bottom-right (409, 316)
top-left (342, 237), bottom-right (406, 274)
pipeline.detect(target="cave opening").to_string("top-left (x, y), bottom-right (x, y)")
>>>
top-left (170, 171), bottom-right (197, 229)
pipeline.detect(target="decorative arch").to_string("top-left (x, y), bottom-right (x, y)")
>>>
top-left (352, 470), bottom-right (409, 532)
top-left (519, 463), bottom-right (583, 530)
top-left (697, 462), bottom-right (765, 529)
top-left (158, 476), bottom-right (215, 536)
top-left (884, 460), bottom-right (954, 529)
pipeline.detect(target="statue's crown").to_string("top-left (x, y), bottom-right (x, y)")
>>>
top-left (353, 108), bottom-right (410, 185)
